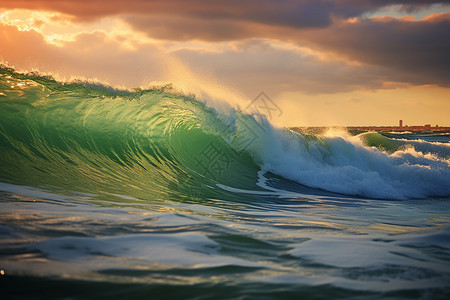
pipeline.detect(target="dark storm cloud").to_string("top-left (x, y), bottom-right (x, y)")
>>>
top-left (300, 14), bottom-right (450, 87)
top-left (0, 0), bottom-right (446, 26)
top-left (1, 0), bottom-right (334, 28)
top-left (173, 39), bottom-right (445, 96)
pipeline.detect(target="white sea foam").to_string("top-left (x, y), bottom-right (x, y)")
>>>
top-left (244, 122), bottom-right (450, 199)
top-left (394, 138), bottom-right (450, 159)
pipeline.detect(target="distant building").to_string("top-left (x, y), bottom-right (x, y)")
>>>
top-left (399, 120), bottom-right (403, 127)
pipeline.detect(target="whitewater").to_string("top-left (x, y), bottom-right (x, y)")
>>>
top-left (1, 66), bottom-right (449, 299)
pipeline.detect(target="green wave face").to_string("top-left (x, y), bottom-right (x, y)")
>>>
top-left (357, 132), bottom-right (402, 153)
top-left (0, 67), bottom-right (261, 203)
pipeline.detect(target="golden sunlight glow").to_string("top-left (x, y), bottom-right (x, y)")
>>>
top-left (0, 9), bottom-right (156, 48)
top-left (276, 85), bottom-right (450, 127)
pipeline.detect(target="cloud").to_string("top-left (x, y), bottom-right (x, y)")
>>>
top-left (1, 0), bottom-right (445, 26)
top-left (123, 15), bottom-right (263, 42)
top-left (173, 39), bottom-right (431, 96)
top-left (298, 14), bottom-right (450, 87)
top-left (2, 1), bottom-right (329, 26)
top-left (124, 12), bottom-right (450, 87)
top-left (1, 1), bottom-right (449, 92)
top-left (0, 24), bottom-right (166, 87)
top-left (1, 22), bottom-right (446, 98)
top-left (0, 24), bottom-right (247, 107)
top-left (329, 0), bottom-right (446, 18)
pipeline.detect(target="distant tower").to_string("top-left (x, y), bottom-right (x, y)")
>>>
top-left (399, 120), bottom-right (403, 127)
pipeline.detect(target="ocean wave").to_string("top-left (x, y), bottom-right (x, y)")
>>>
top-left (1, 66), bottom-right (449, 200)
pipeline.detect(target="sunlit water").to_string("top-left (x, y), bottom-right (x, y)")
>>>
top-left (1, 67), bottom-right (449, 299)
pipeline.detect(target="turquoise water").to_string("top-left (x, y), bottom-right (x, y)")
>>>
top-left (1, 66), bottom-right (450, 299)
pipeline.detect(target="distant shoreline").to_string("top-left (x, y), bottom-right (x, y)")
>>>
top-left (346, 126), bottom-right (450, 133)
top-left (290, 126), bottom-right (450, 133)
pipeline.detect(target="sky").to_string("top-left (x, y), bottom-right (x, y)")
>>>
top-left (0, 0), bottom-right (449, 127)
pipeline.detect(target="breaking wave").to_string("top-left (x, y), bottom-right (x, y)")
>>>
top-left (1, 66), bottom-right (449, 200)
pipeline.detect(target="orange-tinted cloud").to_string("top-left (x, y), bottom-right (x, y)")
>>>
top-left (0, 24), bottom-right (166, 87)
top-left (0, 0), bottom-right (333, 26)
top-left (0, 0), bottom-right (445, 25)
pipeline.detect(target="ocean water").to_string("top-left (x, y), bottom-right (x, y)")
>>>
top-left (1, 66), bottom-right (450, 299)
